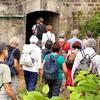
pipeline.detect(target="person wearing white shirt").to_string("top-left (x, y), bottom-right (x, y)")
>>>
top-left (72, 38), bottom-right (100, 80)
top-left (23, 35), bottom-right (41, 91)
top-left (42, 25), bottom-right (55, 49)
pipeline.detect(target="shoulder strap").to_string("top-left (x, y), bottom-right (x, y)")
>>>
top-left (0, 84), bottom-right (4, 90)
top-left (80, 50), bottom-right (86, 58)
top-left (90, 53), bottom-right (96, 59)
top-left (0, 61), bottom-right (6, 90)
top-left (80, 50), bottom-right (96, 60)
top-left (46, 33), bottom-right (52, 40)
top-left (11, 48), bottom-right (16, 55)
top-left (9, 48), bottom-right (16, 57)
top-left (61, 40), bottom-right (66, 48)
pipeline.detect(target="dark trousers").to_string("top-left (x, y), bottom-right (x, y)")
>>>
top-left (45, 79), bottom-right (62, 98)
top-left (24, 70), bottom-right (38, 91)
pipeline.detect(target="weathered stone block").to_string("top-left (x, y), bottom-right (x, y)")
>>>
top-left (88, 3), bottom-right (94, 6)
top-left (74, 0), bottom-right (80, 2)
top-left (98, 0), bottom-right (100, 2)
top-left (97, 7), bottom-right (100, 10)
top-left (67, 0), bottom-right (74, 2)
top-left (74, 3), bottom-right (81, 6)
top-left (84, 0), bottom-right (90, 2)
top-left (96, 4), bottom-right (100, 6)
top-left (91, 0), bottom-right (97, 2)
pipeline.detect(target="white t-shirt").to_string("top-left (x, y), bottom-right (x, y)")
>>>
top-left (23, 44), bottom-right (41, 72)
top-left (0, 63), bottom-right (11, 100)
top-left (72, 47), bottom-right (99, 79)
top-left (42, 31), bottom-right (55, 49)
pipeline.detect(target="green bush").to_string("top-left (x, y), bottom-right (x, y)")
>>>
top-left (68, 70), bottom-right (100, 100)
top-left (21, 84), bottom-right (64, 100)
top-left (80, 13), bottom-right (100, 38)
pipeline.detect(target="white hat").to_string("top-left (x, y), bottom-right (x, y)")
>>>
top-left (29, 35), bottom-right (39, 43)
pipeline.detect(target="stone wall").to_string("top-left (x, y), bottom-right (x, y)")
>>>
top-left (0, 17), bottom-right (25, 49)
top-left (56, 0), bottom-right (100, 31)
top-left (96, 37), bottom-right (100, 54)
top-left (0, 0), bottom-right (99, 51)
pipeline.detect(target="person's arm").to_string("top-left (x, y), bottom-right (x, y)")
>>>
top-left (32, 25), bottom-right (36, 34)
top-left (42, 33), bottom-right (46, 49)
top-left (62, 62), bottom-right (68, 80)
top-left (39, 62), bottom-right (44, 81)
top-left (3, 65), bottom-right (17, 100)
top-left (37, 48), bottom-right (42, 69)
top-left (13, 59), bottom-right (20, 76)
top-left (52, 34), bottom-right (55, 43)
top-left (4, 83), bottom-right (17, 100)
top-left (13, 49), bottom-right (21, 76)
top-left (72, 52), bottom-right (81, 79)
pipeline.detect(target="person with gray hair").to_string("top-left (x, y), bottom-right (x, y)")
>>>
top-left (6, 37), bottom-right (20, 94)
top-left (72, 38), bottom-right (100, 80)
top-left (22, 35), bottom-right (41, 91)
top-left (82, 31), bottom-right (96, 48)
top-left (67, 29), bottom-right (83, 49)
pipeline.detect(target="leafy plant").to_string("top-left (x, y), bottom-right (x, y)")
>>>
top-left (22, 84), bottom-right (64, 100)
top-left (80, 13), bottom-right (100, 38)
top-left (68, 70), bottom-right (100, 100)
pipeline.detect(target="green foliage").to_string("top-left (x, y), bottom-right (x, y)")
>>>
top-left (42, 84), bottom-right (50, 95)
top-left (80, 13), bottom-right (100, 38)
top-left (68, 70), bottom-right (100, 100)
top-left (21, 85), bottom-right (64, 100)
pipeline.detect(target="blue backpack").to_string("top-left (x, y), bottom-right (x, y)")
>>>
top-left (6, 49), bottom-right (17, 76)
top-left (43, 54), bottom-right (59, 80)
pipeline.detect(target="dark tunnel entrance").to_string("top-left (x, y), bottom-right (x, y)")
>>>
top-left (26, 10), bottom-right (60, 44)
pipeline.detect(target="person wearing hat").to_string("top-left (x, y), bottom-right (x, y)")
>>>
top-left (0, 42), bottom-right (17, 100)
top-left (72, 38), bottom-right (100, 80)
top-left (67, 29), bottom-right (83, 50)
top-left (22, 35), bottom-right (42, 91)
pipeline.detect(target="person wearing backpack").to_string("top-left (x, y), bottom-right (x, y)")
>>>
top-left (0, 42), bottom-right (17, 100)
top-left (72, 38), bottom-right (99, 80)
top-left (42, 39), bottom-right (53, 62)
top-left (42, 25), bottom-right (55, 49)
top-left (65, 41), bottom-right (82, 87)
top-left (6, 37), bottom-right (20, 94)
top-left (40, 42), bottom-right (67, 98)
top-left (22, 35), bottom-right (41, 91)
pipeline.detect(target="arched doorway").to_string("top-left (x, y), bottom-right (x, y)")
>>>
top-left (26, 10), bottom-right (60, 44)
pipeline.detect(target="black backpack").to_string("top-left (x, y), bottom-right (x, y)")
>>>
top-left (6, 49), bottom-right (17, 76)
top-left (37, 24), bottom-right (46, 40)
top-left (43, 54), bottom-right (59, 80)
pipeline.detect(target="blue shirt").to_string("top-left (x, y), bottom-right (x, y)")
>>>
top-left (67, 37), bottom-right (83, 49)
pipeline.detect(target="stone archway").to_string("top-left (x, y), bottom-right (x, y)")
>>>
top-left (26, 10), bottom-right (60, 44)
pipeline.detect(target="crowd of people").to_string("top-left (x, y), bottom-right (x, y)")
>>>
top-left (0, 17), bottom-right (100, 100)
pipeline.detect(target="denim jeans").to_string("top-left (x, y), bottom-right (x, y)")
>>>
top-left (45, 79), bottom-right (62, 98)
top-left (24, 70), bottom-right (38, 91)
